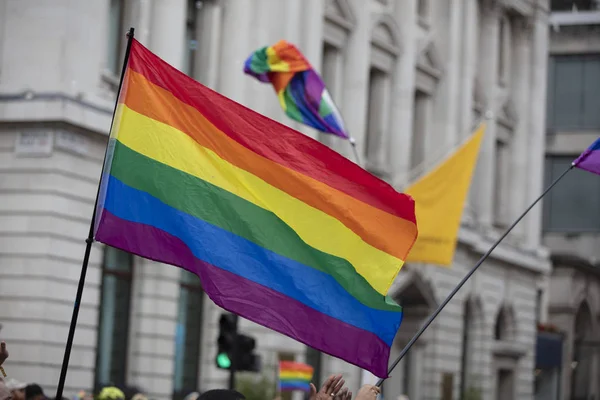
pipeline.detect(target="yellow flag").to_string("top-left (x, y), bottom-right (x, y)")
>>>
top-left (405, 123), bottom-right (485, 266)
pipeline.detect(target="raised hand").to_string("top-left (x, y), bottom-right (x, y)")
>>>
top-left (334, 387), bottom-right (352, 400)
top-left (309, 374), bottom-right (346, 400)
top-left (355, 385), bottom-right (380, 400)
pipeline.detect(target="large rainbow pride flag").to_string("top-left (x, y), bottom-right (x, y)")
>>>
top-left (244, 40), bottom-right (348, 139)
top-left (93, 39), bottom-right (418, 378)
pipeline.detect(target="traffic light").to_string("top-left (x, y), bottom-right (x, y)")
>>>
top-left (216, 313), bottom-right (238, 370)
top-left (236, 334), bottom-right (261, 372)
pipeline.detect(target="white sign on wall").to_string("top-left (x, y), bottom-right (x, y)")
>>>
top-left (55, 130), bottom-right (89, 156)
top-left (15, 131), bottom-right (53, 156)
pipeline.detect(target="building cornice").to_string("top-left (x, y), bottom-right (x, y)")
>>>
top-left (0, 90), bottom-right (113, 135)
top-left (551, 253), bottom-right (600, 278)
top-left (458, 224), bottom-right (551, 274)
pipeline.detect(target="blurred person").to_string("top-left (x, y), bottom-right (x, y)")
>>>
top-left (0, 380), bottom-right (12, 400)
top-left (24, 384), bottom-right (45, 400)
top-left (97, 387), bottom-right (125, 400)
top-left (0, 342), bottom-right (8, 367)
top-left (5, 379), bottom-right (25, 400)
top-left (183, 392), bottom-right (200, 400)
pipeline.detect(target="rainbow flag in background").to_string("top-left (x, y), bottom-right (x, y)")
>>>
top-left (93, 39), bottom-right (418, 378)
top-left (279, 361), bottom-right (314, 392)
top-left (244, 40), bottom-right (349, 139)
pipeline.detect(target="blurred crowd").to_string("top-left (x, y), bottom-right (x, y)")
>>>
top-left (0, 342), bottom-right (381, 400)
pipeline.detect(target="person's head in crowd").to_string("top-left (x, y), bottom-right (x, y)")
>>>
top-left (183, 392), bottom-right (200, 400)
top-left (24, 384), bottom-right (44, 400)
top-left (5, 379), bottom-right (25, 400)
top-left (130, 393), bottom-right (147, 400)
top-left (97, 387), bottom-right (125, 400)
top-left (0, 379), bottom-right (12, 400)
top-left (198, 390), bottom-right (245, 400)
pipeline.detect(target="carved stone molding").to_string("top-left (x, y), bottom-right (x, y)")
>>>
top-left (370, 13), bottom-right (402, 56)
top-left (325, 0), bottom-right (356, 31)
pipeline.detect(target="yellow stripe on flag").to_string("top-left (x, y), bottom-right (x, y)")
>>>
top-left (405, 123), bottom-right (485, 266)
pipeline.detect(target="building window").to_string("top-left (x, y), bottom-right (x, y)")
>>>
top-left (183, 0), bottom-right (201, 76)
top-left (494, 307), bottom-right (512, 341)
top-left (498, 16), bottom-right (512, 86)
top-left (366, 67), bottom-right (386, 169)
top-left (547, 55), bottom-right (600, 132)
top-left (173, 270), bottom-right (204, 400)
top-left (551, 0), bottom-right (599, 11)
top-left (493, 133), bottom-right (512, 227)
top-left (460, 301), bottom-right (472, 399)
top-left (320, 42), bottom-right (344, 146)
top-left (543, 155), bottom-right (600, 232)
top-left (106, 0), bottom-right (125, 75)
top-left (411, 90), bottom-right (430, 171)
top-left (367, 19), bottom-right (399, 177)
top-left (95, 246), bottom-right (133, 390)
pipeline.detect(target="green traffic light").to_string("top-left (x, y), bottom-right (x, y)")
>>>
top-left (217, 352), bottom-right (231, 369)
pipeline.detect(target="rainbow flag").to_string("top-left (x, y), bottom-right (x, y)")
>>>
top-left (93, 39), bottom-right (418, 378)
top-left (574, 137), bottom-right (600, 175)
top-left (244, 40), bottom-right (348, 139)
top-left (278, 361), bottom-right (314, 392)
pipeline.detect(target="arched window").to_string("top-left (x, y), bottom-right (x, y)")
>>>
top-left (494, 304), bottom-right (515, 341)
top-left (460, 297), bottom-right (484, 399)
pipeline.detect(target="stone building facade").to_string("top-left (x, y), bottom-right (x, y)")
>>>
top-left (542, 1), bottom-right (600, 400)
top-left (0, 1), bottom-right (551, 400)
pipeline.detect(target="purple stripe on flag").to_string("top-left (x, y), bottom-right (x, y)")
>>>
top-left (95, 209), bottom-right (392, 378)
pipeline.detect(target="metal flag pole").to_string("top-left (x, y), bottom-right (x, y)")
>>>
top-left (375, 163), bottom-right (575, 387)
top-left (54, 27), bottom-right (135, 400)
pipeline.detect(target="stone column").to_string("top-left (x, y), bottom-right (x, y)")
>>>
top-left (149, 0), bottom-right (187, 69)
top-left (340, 0), bottom-right (371, 166)
top-left (471, 0), bottom-right (501, 228)
top-left (389, 0), bottom-right (418, 188)
top-left (459, 0), bottom-right (478, 138)
top-left (526, 6), bottom-right (550, 249)
top-left (218, 0), bottom-right (253, 103)
top-left (432, 0), bottom-right (463, 149)
top-left (194, 0), bottom-right (223, 90)
top-left (510, 17), bottom-right (533, 238)
top-left (132, 0), bottom-right (152, 47)
top-left (295, 0), bottom-right (325, 141)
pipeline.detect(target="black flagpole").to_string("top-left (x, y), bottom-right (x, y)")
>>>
top-left (54, 27), bottom-right (135, 400)
top-left (376, 163), bottom-right (574, 387)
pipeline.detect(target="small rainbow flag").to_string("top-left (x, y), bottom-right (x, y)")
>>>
top-left (279, 361), bottom-right (314, 392)
top-left (93, 39), bottom-right (418, 378)
top-left (244, 40), bottom-right (348, 139)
